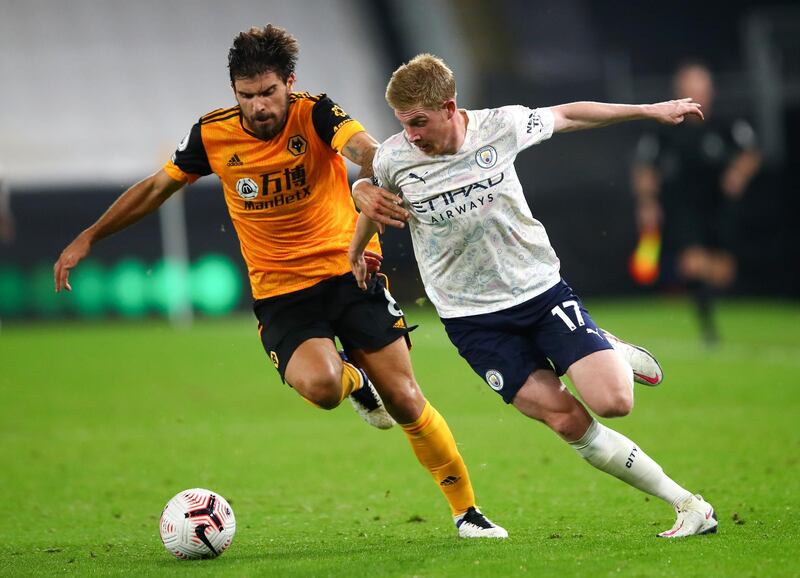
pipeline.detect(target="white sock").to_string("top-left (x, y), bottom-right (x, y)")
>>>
top-left (569, 420), bottom-right (692, 509)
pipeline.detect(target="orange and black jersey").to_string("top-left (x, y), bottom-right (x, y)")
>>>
top-left (164, 93), bottom-right (380, 300)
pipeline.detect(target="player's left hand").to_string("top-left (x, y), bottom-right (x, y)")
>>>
top-left (349, 249), bottom-right (383, 291)
top-left (651, 98), bottom-right (704, 125)
top-left (363, 250), bottom-right (382, 274)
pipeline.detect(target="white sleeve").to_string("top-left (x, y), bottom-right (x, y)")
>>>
top-left (509, 105), bottom-right (555, 152)
top-left (372, 144), bottom-right (401, 195)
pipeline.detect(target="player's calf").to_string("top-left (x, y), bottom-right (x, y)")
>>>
top-left (511, 369), bottom-right (595, 441)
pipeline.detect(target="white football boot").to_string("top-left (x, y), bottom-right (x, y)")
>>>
top-left (455, 507), bottom-right (508, 538)
top-left (601, 329), bottom-right (664, 386)
top-left (658, 494), bottom-right (718, 538)
top-left (340, 352), bottom-right (395, 430)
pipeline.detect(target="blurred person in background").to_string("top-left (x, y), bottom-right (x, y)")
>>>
top-left (53, 24), bottom-right (508, 539)
top-left (0, 167), bottom-right (14, 244)
top-left (350, 53), bottom-right (717, 538)
top-left (631, 61), bottom-right (762, 345)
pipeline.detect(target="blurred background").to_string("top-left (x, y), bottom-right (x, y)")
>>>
top-left (1, 0), bottom-right (798, 324)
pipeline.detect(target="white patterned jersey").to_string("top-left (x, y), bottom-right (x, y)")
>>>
top-left (374, 106), bottom-right (561, 318)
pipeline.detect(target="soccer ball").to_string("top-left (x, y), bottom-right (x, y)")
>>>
top-left (159, 488), bottom-right (236, 559)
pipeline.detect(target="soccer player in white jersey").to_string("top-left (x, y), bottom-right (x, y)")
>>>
top-left (348, 54), bottom-right (717, 538)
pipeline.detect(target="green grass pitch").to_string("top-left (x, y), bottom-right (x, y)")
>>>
top-left (1, 299), bottom-right (799, 577)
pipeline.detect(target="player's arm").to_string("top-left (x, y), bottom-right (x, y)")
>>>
top-left (348, 212), bottom-right (382, 290)
top-left (551, 98), bottom-right (704, 133)
top-left (342, 131), bottom-right (408, 231)
top-left (54, 169), bottom-right (186, 292)
top-left (720, 149), bottom-right (761, 199)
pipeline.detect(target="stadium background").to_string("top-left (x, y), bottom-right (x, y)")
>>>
top-left (1, 0), bottom-right (798, 321)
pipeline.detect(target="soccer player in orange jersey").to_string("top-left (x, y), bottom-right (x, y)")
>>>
top-left (53, 25), bottom-right (506, 538)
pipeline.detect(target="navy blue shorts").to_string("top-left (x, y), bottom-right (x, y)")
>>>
top-left (441, 279), bottom-right (613, 403)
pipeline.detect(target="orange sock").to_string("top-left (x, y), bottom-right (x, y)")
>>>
top-left (300, 360), bottom-right (362, 408)
top-left (339, 361), bottom-right (363, 402)
top-left (401, 401), bottom-right (475, 516)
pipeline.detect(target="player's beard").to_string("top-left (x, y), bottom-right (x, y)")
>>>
top-left (248, 97), bottom-right (289, 140)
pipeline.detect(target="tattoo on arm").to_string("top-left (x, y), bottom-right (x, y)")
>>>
top-left (343, 133), bottom-right (378, 180)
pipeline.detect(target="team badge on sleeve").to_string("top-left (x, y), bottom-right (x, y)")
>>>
top-left (476, 145), bottom-right (498, 169)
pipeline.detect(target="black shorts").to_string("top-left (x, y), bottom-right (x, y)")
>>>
top-left (253, 273), bottom-right (413, 381)
top-left (441, 279), bottom-right (613, 404)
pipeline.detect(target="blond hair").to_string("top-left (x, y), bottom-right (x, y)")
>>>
top-left (385, 54), bottom-right (456, 111)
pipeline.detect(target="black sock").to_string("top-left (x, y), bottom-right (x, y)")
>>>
top-left (687, 280), bottom-right (718, 345)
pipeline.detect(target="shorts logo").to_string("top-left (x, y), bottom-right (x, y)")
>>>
top-left (485, 369), bottom-right (504, 391)
top-left (383, 287), bottom-right (404, 317)
top-left (475, 145), bottom-right (497, 169)
top-left (236, 178), bottom-right (259, 199)
top-left (270, 351), bottom-right (280, 368)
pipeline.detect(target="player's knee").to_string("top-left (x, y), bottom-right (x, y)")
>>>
top-left (594, 387), bottom-right (633, 418)
top-left (306, 389), bottom-right (342, 410)
top-left (292, 373), bottom-right (343, 410)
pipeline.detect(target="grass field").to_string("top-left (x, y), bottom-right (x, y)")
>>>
top-left (1, 299), bottom-right (799, 577)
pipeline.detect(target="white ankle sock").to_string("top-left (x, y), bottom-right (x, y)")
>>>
top-left (569, 420), bottom-right (692, 509)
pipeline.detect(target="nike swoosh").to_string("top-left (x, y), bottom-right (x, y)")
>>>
top-left (634, 371), bottom-right (660, 384)
top-left (194, 524), bottom-right (219, 556)
top-left (660, 520), bottom-right (684, 537)
top-left (705, 509), bottom-right (713, 520)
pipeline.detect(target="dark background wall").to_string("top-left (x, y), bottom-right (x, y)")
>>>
top-left (2, 0), bottom-right (798, 319)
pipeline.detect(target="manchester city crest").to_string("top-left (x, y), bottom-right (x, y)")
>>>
top-left (485, 369), bottom-right (504, 391)
top-left (475, 145), bottom-right (498, 169)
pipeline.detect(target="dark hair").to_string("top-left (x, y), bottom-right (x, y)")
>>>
top-left (228, 24), bottom-right (299, 83)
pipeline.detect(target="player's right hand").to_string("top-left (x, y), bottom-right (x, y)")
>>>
top-left (352, 181), bottom-right (408, 233)
top-left (651, 97), bottom-right (704, 125)
top-left (54, 233), bottom-right (92, 292)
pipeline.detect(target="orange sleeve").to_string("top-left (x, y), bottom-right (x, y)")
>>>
top-left (163, 158), bottom-right (198, 184)
top-left (330, 120), bottom-right (366, 154)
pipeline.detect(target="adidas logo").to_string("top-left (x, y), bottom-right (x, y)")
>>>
top-left (392, 318), bottom-right (406, 329)
top-left (440, 475), bottom-right (461, 487)
top-left (226, 153), bottom-right (244, 167)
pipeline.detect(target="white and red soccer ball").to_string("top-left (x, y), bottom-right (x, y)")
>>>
top-left (159, 488), bottom-right (236, 559)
